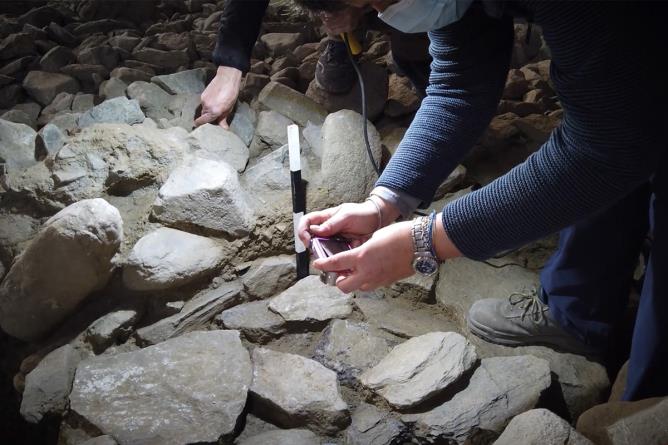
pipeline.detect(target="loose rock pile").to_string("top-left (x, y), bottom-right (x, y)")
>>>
top-left (1, 1), bottom-right (665, 445)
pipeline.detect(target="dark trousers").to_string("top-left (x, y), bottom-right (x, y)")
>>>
top-left (540, 162), bottom-right (667, 401)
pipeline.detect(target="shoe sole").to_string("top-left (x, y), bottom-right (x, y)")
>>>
top-left (467, 313), bottom-right (599, 358)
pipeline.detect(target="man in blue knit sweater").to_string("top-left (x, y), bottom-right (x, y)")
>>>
top-left (297, 0), bottom-right (666, 402)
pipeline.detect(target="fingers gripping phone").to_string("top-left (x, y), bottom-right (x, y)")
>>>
top-left (310, 236), bottom-right (352, 286)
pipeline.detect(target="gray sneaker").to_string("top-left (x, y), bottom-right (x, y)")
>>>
top-left (467, 290), bottom-right (598, 357)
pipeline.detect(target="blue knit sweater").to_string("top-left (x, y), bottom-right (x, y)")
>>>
top-left (376, 1), bottom-right (666, 260)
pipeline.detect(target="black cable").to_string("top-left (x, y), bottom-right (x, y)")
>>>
top-left (342, 33), bottom-right (381, 177)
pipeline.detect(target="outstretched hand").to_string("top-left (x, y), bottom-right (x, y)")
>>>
top-left (298, 201), bottom-right (381, 249)
top-left (195, 66), bottom-right (242, 129)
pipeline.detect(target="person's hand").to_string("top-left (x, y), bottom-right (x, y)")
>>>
top-left (195, 66), bottom-right (243, 129)
top-left (319, 7), bottom-right (364, 35)
top-left (313, 220), bottom-right (415, 293)
top-left (298, 201), bottom-right (380, 249)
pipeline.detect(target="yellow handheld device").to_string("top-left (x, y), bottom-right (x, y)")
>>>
top-left (341, 32), bottom-right (362, 56)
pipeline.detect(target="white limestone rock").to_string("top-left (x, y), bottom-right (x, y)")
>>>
top-left (0, 199), bottom-right (123, 340)
top-left (250, 347), bottom-right (349, 434)
top-left (189, 123), bottom-right (249, 172)
top-left (494, 409), bottom-right (593, 445)
top-left (123, 227), bottom-right (225, 291)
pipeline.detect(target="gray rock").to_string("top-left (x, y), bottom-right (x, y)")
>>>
top-left (50, 123), bottom-right (190, 202)
top-left (230, 102), bottom-right (257, 147)
top-left (99, 77), bottom-right (127, 99)
top-left (384, 73), bottom-right (420, 117)
top-left (250, 347), bottom-right (349, 434)
top-left (354, 294), bottom-right (459, 338)
top-left (258, 81), bottom-right (327, 126)
top-left (71, 94), bottom-right (95, 113)
top-left (13, 102), bottom-right (41, 123)
top-left (249, 110), bottom-right (294, 157)
top-left (433, 164), bottom-right (467, 200)
top-left (361, 332), bottom-right (477, 409)
top-left (189, 123), bottom-right (249, 172)
top-left (79, 436), bottom-right (118, 445)
top-left (1, 109), bottom-right (35, 129)
top-left (260, 33), bottom-right (304, 58)
top-left (405, 356), bottom-right (552, 444)
top-left (48, 112), bottom-right (81, 134)
top-left (242, 254), bottom-right (296, 300)
top-left (303, 122), bottom-right (322, 158)
top-left (41, 46), bottom-right (76, 72)
top-left (494, 409), bottom-right (593, 445)
top-left (345, 403), bottom-right (407, 445)
top-left (123, 227), bottom-right (226, 291)
top-left (151, 69), bottom-right (206, 94)
top-left (0, 33), bottom-right (36, 60)
top-left (84, 310), bottom-right (139, 354)
top-left (320, 110), bottom-right (382, 205)
top-left (238, 429), bottom-right (319, 445)
top-left (135, 281), bottom-right (242, 345)
top-left (0, 199), bottom-right (122, 341)
top-left (151, 156), bottom-right (255, 237)
top-left (216, 299), bottom-right (286, 343)
top-left (40, 91), bottom-right (74, 121)
top-left (20, 345), bottom-right (83, 423)
top-left (111, 66), bottom-right (152, 84)
top-left (36, 123), bottom-right (66, 159)
top-left (22, 71), bottom-right (79, 106)
top-left (126, 80), bottom-right (173, 119)
top-left (0, 118), bottom-right (37, 171)
top-left (0, 84), bottom-right (26, 110)
top-left (77, 46), bottom-right (120, 72)
top-left (307, 62), bottom-right (388, 121)
top-left (269, 275), bottom-right (353, 324)
top-left (132, 47), bottom-right (190, 70)
top-left (385, 271), bottom-right (439, 303)
top-left (59, 64), bottom-right (109, 95)
top-left (78, 97), bottom-right (145, 128)
top-left (70, 330), bottom-right (252, 445)
top-left (314, 320), bottom-right (394, 384)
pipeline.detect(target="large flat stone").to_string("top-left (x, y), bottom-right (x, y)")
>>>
top-left (216, 299), bottom-right (286, 343)
top-left (23, 70), bottom-right (79, 105)
top-left (78, 97), bottom-right (145, 128)
top-left (70, 330), bottom-right (251, 445)
top-left (151, 69), bottom-right (206, 95)
top-left (345, 403), bottom-right (407, 445)
top-left (258, 81), bottom-right (327, 126)
top-left (0, 118), bottom-right (37, 171)
top-left (238, 429), bottom-right (319, 445)
top-left (189, 123), bottom-right (249, 172)
top-left (494, 409), bottom-right (593, 445)
top-left (250, 347), bottom-right (349, 434)
top-left (241, 254), bottom-right (296, 300)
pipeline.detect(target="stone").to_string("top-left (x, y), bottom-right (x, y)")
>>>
top-left (0, 212), bottom-right (39, 265)
top-left (361, 332), bottom-right (477, 409)
top-left (576, 397), bottom-right (668, 445)
top-left (0, 84), bottom-right (26, 109)
top-left (23, 71), bottom-right (79, 106)
top-left (35, 121), bottom-right (66, 158)
top-left (216, 299), bottom-right (286, 343)
top-left (241, 72), bottom-right (270, 99)
top-left (249, 110), bottom-right (295, 157)
top-left (78, 97), bottom-right (145, 128)
top-left (60, 64), bottom-right (109, 93)
top-left (0, 33), bottom-right (36, 60)
top-left (84, 310), bottom-right (139, 354)
top-left (0, 55), bottom-right (38, 78)
top-left (0, 118), bottom-right (37, 171)
top-left (355, 293), bottom-right (459, 339)
top-left (111, 66), bottom-right (152, 84)
top-left (260, 32), bottom-right (304, 57)
top-left (39, 45), bottom-right (75, 72)
top-left (189, 124), bottom-right (250, 172)
top-left (250, 348), bottom-right (349, 434)
top-left (303, 122), bottom-right (322, 158)
top-left (319, 109), bottom-right (382, 205)
top-left (314, 320), bottom-right (394, 384)
top-left (230, 102), bottom-right (257, 146)
top-left (433, 164), bottom-right (467, 200)
top-left (405, 356), bottom-right (552, 444)
top-left (132, 47), bottom-right (190, 70)
top-left (239, 429), bottom-right (319, 445)
top-left (123, 227), bottom-right (226, 291)
top-left (258, 81), bottom-right (327, 126)
top-left (151, 156), bottom-right (255, 237)
top-left (306, 62), bottom-right (388, 121)
top-left (20, 345), bottom-right (83, 424)
top-left (80, 437), bottom-right (118, 445)
top-left (242, 254), bottom-right (296, 300)
top-left (70, 331), bottom-right (252, 445)
top-left (0, 199), bottom-right (122, 341)
top-left (46, 22), bottom-right (78, 47)
top-left (380, 126), bottom-right (406, 156)
top-left (40, 91), bottom-right (74, 121)
top-left (151, 69), bottom-right (206, 94)
top-left (268, 275), bottom-right (353, 324)
top-left (50, 123), bottom-right (190, 202)
top-left (77, 46), bottom-right (120, 71)
top-left (126, 80), bottom-right (173, 120)
top-left (71, 94), bottom-right (96, 113)
top-left (384, 74), bottom-right (421, 117)
top-left (109, 35), bottom-right (140, 53)
top-left (0, 109), bottom-right (34, 128)
top-left (99, 77), bottom-right (127, 99)
top-left (494, 409), bottom-right (593, 445)
top-left (345, 403), bottom-right (407, 445)
top-left (135, 281), bottom-right (242, 346)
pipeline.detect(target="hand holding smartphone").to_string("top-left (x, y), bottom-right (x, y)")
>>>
top-left (309, 236), bottom-right (352, 285)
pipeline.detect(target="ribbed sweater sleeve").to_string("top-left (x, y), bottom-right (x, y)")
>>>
top-left (212, 0), bottom-right (269, 72)
top-left (375, 5), bottom-right (514, 204)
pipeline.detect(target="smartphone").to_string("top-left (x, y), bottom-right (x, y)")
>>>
top-left (310, 236), bottom-right (352, 286)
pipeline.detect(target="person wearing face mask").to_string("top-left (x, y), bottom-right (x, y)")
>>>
top-left (296, 0), bottom-right (667, 402)
top-left (195, 0), bottom-right (431, 129)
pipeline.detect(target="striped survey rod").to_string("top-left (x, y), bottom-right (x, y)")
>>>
top-left (287, 124), bottom-right (309, 279)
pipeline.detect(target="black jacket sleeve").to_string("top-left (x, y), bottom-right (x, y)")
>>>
top-left (212, 0), bottom-right (269, 73)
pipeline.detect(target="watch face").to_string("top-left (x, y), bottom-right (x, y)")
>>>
top-left (413, 256), bottom-right (438, 276)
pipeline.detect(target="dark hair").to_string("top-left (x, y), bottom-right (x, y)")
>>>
top-left (293, 0), bottom-right (349, 12)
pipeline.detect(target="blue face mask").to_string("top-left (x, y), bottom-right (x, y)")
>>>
top-left (378, 0), bottom-right (474, 34)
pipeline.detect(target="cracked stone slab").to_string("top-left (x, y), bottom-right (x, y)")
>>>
top-left (216, 299), bottom-right (286, 343)
top-left (493, 409), bottom-right (593, 445)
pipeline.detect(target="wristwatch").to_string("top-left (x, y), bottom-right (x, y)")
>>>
top-left (411, 212), bottom-right (440, 276)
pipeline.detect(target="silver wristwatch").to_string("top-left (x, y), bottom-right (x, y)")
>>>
top-left (411, 212), bottom-right (439, 276)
